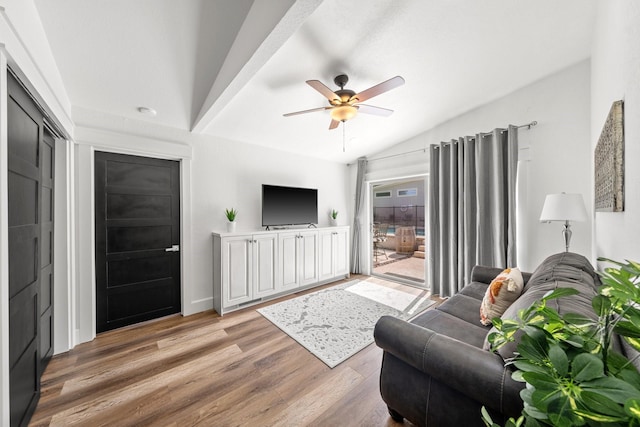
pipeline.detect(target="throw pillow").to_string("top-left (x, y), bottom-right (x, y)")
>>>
top-left (479, 267), bottom-right (524, 326)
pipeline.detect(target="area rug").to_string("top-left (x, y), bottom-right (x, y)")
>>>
top-left (257, 280), bottom-right (434, 368)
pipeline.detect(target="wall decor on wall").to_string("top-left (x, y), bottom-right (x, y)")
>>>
top-left (594, 100), bottom-right (624, 212)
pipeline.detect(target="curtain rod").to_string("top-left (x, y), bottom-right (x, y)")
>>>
top-left (366, 120), bottom-right (537, 162)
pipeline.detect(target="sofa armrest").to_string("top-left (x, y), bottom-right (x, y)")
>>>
top-left (471, 265), bottom-right (531, 286)
top-left (470, 265), bottom-right (505, 284)
top-left (374, 315), bottom-right (523, 416)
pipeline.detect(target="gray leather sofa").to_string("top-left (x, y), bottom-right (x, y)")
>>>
top-left (374, 252), bottom-right (613, 426)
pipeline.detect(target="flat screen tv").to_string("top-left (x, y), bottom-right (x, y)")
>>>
top-left (262, 184), bottom-right (318, 227)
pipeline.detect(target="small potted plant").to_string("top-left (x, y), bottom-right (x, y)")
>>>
top-left (330, 209), bottom-right (338, 226)
top-left (225, 208), bottom-right (237, 232)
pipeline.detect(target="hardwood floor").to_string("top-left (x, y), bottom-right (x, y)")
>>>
top-left (30, 277), bottom-right (426, 426)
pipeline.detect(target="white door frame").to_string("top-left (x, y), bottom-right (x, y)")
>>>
top-left (72, 126), bottom-right (194, 346)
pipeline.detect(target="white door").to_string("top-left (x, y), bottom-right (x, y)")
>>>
top-left (222, 236), bottom-right (252, 307)
top-left (298, 230), bottom-right (319, 287)
top-left (318, 230), bottom-right (334, 282)
top-left (333, 228), bottom-right (350, 277)
top-left (253, 233), bottom-right (278, 298)
top-left (278, 232), bottom-right (299, 290)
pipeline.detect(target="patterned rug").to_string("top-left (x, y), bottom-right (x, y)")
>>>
top-left (257, 279), bottom-right (434, 368)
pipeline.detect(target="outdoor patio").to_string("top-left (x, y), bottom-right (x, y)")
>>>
top-left (372, 231), bottom-right (426, 285)
top-left (373, 254), bottom-right (425, 284)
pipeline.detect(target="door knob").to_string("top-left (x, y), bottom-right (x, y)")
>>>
top-left (165, 244), bottom-right (180, 252)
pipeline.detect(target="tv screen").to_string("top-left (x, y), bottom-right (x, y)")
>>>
top-left (262, 185), bottom-right (318, 227)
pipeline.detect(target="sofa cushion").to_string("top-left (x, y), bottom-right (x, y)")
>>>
top-left (480, 268), bottom-right (524, 326)
top-left (524, 252), bottom-right (600, 293)
top-left (411, 309), bottom-right (489, 349)
top-left (439, 293), bottom-right (492, 326)
top-left (484, 253), bottom-right (599, 360)
top-left (459, 281), bottom-right (490, 300)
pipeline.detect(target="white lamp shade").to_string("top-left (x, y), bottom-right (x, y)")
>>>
top-left (540, 193), bottom-right (587, 222)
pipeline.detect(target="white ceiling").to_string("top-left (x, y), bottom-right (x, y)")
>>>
top-left (35, 0), bottom-right (595, 163)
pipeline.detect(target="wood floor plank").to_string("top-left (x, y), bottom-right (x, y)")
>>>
top-left (48, 345), bottom-right (243, 425)
top-left (30, 276), bottom-right (435, 426)
top-left (264, 366), bottom-right (364, 426)
top-left (61, 329), bottom-right (229, 395)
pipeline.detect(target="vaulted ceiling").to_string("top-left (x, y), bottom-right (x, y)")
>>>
top-left (35, 0), bottom-right (595, 163)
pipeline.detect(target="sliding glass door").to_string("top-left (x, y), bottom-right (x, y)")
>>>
top-left (370, 176), bottom-right (427, 288)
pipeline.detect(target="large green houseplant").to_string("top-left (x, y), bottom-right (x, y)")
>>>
top-left (483, 258), bottom-right (640, 427)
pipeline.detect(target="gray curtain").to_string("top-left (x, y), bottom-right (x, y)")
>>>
top-left (351, 157), bottom-right (367, 273)
top-left (428, 126), bottom-right (518, 297)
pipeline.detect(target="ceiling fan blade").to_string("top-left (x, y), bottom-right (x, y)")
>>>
top-left (329, 119), bottom-right (340, 130)
top-left (283, 106), bottom-right (331, 117)
top-left (307, 80), bottom-right (340, 102)
top-left (350, 76), bottom-right (405, 103)
top-left (357, 104), bottom-right (394, 117)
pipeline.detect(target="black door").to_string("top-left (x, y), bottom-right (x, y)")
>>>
top-left (39, 129), bottom-right (55, 370)
top-left (95, 152), bottom-right (181, 333)
top-left (7, 71), bottom-right (51, 427)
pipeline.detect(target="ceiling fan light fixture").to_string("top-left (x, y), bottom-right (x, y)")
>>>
top-left (330, 105), bottom-right (358, 122)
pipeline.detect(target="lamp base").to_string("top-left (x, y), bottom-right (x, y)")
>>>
top-left (562, 221), bottom-right (572, 252)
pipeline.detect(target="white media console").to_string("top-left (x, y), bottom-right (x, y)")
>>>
top-left (212, 226), bottom-right (350, 315)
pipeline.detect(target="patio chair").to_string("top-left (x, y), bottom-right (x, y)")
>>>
top-left (373, 223), bottom-right (389, 262)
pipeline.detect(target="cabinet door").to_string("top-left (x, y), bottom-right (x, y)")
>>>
top-left (253, 234), bottom-right (278, 298)
top-left (221, 236), bottom-right (252, 307)
top-left (318, 230), bottom-right (335, 282)
top-left (278, 232), bottom-right (299, 290)
top-left (334, 228), bottom-right (350, 277)
top-left (298, 230), bottom-right (319, 287)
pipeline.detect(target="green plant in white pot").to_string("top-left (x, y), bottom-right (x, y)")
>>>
top-left (330, 209), bottom-right (338, 226)
top-left (225, 208), bottom-right (237, 232)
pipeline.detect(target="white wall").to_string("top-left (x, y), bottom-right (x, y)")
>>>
top-left (70, 115), bottom-right (351, 344)
top-left (0, 0), bottom-right (73, 135)
top-left (360, 60), bottom-right (593, 272)
top-left (191, 135), bottom-right (350, 304)
top-left (591, 0), bottom-right (640, 264)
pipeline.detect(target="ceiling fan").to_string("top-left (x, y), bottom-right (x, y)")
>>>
top-left (283, 74), bottom-right (405, 130)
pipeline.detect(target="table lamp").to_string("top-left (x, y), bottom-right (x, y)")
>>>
top-left (539, 193), bottom-right (587, 252)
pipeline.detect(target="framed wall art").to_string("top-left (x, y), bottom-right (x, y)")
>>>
top-left (594, 100), bottom-right (624, 212)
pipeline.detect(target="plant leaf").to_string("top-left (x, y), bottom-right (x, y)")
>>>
top-left (615, 368), bottom-right (640, 393)
top-left (562, 334), bottom-right (585, 348)
top-left (577, 390), bottom-right (628, 418)
top-left (480, 406), bottom-right (495, 427)
top-left (572, 353), bottom-right (604, 382)
top-left (513, 360), bottom-right (552, 376)
top-left (582, 376), bottom-right (640, 404)
top-left (592, 295), bottom-right (611, 317)
top-left (542, 287), bottom-right (580, 301)
top-left (549, 344), bottom-right (568, 376)
top-left (615, 321), bottom-right (640, 339)
top-left (624, 259), bottom-right (640, 276)
top-left (547, 394), bottom-right (584, 427)
top-left (563, 313), bottom-right (595, 326)
top-left (624, 336), bottom-right (640, 353)
top-left (625, 398), bottom-right (640, 420)
top-left (518, 329), bottom-right (548, 362)
top-left (522, 372), bottom-right (560, 391)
